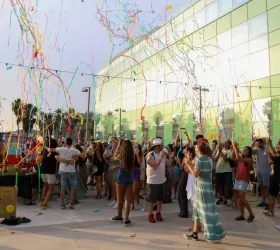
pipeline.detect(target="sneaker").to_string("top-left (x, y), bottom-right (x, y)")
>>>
top-left (135, 204), bottom-right (144, 211)
top-left (61, 204), bottom-right (66, 209)
top-left (111, 216), bottom-right (123, 222)
top-left (257, 202), bottom-right (268, 207)
top-left (223, 200), bottom-right (228, 206)
top-left (124, 220), bottom-right (132, 227)
top-left (108, 200), bottom-right (116, 206)
top-left (149, 214), bottom-right (156, 223)
top-left (216, 199), bottom-right (223, 205)
top-left (263, 210), bottom-right (274, 217)
top-left (183, 233), bottom-right (198, 241)
top-left (67, 203), bottom-right (75, 209)
top-left (156, 212), bottom-right (163, 221)
top-left (112, 203), bottom-right (118, 209)
top-left (276, 225), bottom-right (280, 230)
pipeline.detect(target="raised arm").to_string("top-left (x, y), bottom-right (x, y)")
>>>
top-left (266, 137), bottom-right (280, 157)
top-left (146, 153), bottom-right (164, 170)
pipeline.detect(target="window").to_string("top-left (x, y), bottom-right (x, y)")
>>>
top-left (217, 0), bottom-right (233, 17)
top-left (249, 49), bottom-right (269, 81)
top-left (232, 22), bottom-right (249, 47)
top-left (248, 13), bottom-right (268, 40)
top-left (205, 1), bottom-right (218, 24)
top-left (249, 34), bottom-right (268, 54)
top-left (252, 98), bottom-right (271, 137)
top-left (217, 29), bottom-right (232, 51)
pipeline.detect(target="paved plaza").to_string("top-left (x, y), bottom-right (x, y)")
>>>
top-left (0, 193), bottom-right (280, 250)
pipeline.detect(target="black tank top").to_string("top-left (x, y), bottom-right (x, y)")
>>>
top-left (134, 154), bottom-right (140, 168)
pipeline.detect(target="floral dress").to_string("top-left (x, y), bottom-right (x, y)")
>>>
top-left (193, 155), bottom-right (225, 241)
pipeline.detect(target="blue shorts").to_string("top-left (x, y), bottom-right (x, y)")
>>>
top-left (257, 171), bottom-right (270, 186)
top-left (116, 169), bottom-right (133, 186)
top-left (60, 172), bottom-right (77, 189)
top-left (234, 180), bottom-right (249, 192)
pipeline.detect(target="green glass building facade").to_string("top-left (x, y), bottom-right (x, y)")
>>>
top-left (95, 0), bottom-right (280, 146)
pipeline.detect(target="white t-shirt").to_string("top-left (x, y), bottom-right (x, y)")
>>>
top-left (56, 147), bottom-right (80, 173)
top-left (146, 151), bottom-right (166, 185)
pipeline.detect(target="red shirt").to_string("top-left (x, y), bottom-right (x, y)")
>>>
top-left (236, 161), bottom-right (251, 182)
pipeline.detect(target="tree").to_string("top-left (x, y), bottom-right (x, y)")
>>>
top-left (12, 98), bottom-right (22, 134)
top-left (262, 100), bottom-right (272, 136)
top-left (22, 104), bottom-right (38, 136)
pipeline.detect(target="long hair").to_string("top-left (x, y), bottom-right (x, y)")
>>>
top-left (97, 142), bottom-right (104, 159)
top-left (121, 140), bottom-right (134, 171)
top-left (134, 143), bottom-right (143, 158)
top-left (244, 146), bottom-right (253, 159)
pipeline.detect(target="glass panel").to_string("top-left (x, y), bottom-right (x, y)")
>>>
top-left (252, 98), bottom-right (272, 137)
top-left (272, 121), bottom-right (280, 144)
top-left (269, 29), bottom-right (280, 47)
top-left (272, 97), bottom-right (280, 121)
top-left (270, 44), bottom-right (280, 75)
top-left (249, 49), bottom-right (270, 81)
top-left (205, 1), bottom-right (218, 24)
top-left (233, 0), bottom-right (249, 9)
top-left (231, 42), bottom-right (249, 60)
top-left (184, 18), bottom-right (195, 36)
top-left (217, 0), bottom-right (233, 17)
top-left (231, 4), bottom-right (248, 27)
top-left (194, 0), bottom-right (205, 13)
top-left (251, 77), bottom-right (271, 99)
top-left (248, 0), bottom-right (266, 19)
top-left (217, 13), bottom-right (231, 35)
top-left (217, 30), bottom-right (232, 51)
top-left (232, 22), bottom-right (249, 47)
top-left (193, 8), bottom-right (206, 29)
top-left (271, 74), bottom-right (280, 96)
top-left (248, 13), bottom-right (268, 40)
top-left (204, 22), bottom-right (217, 41)
top-left (267, 0), bottom-right (280, 10)
top-left (268, 5), bottom-right (280, 32)
top-left (249, 34), bottom-right (268, 54)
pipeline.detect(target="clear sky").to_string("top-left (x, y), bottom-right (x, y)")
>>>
top-left (0, 0), bottom-right (194, 132)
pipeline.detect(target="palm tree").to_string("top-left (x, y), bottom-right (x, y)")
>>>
top-left (54, 108), bottom-right (63, 133)
top-left (12, 98), bottom-right (23, 134)
top-left (22, 103), bottom-right (38, 136)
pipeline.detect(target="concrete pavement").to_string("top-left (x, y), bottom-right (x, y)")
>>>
top-left (0, 193), bottom-right (280, 250)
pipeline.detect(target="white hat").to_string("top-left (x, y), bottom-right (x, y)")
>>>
top-left (151, 138), bottom-right (163, 147)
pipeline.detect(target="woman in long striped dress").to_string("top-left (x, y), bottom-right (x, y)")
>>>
top-left (185, 141), bottom-right (225, 243)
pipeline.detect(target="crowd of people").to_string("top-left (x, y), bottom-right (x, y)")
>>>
top-left (33, 131), bottom-right (280, 242)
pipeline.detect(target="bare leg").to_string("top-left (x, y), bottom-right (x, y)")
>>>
top-left (269, 195), bottom-right (277, 214)
top-left (70, 188), bottom-right (76, 204)
top-left (193, 221), bottom-right (200, 233)
top-left (133, 181), bottom-right (141, 205)
top-left (41, 183), bottom-right (48, 202)
top-left (112, 180), bottom-right (117, 201)
top-left (262, 185), bottom-right (268, 203)
top-left (124, 185), bottom-right (132, 221)
top-left (96, 176), bottom-right (102, 196)
top-left (157, 201), bottom-right (163, 213)
top-left (60, 189), bottom-right (66, 204)
top-left (42, 184), bottom-right (55, 205)
top-left (148, 203), bottom-right (154, 214)
top-left (117, 185), bottom-right (125, 218)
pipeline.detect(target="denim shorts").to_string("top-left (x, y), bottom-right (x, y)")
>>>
top-left (116, 169), bottom-right (133, 186)
top-left (60, 172), bottom-right (77, 189)
top-left (234, 180), bottom-right (248, 192)
top-left (257, 171), bottom-right (270, 186)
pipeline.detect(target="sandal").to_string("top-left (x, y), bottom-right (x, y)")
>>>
top-left (247, 215), bottom-right (255, 223)
top-left (235, 215), bottom-right (245, 221)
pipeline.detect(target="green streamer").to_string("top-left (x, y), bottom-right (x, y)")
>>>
top-left (15, 169), bottom-right (18, 187)
top-left (37, 164), bottom-right (41, 203)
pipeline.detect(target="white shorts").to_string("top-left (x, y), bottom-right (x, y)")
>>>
top-left (41, 174), bottom-right (56, 184)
